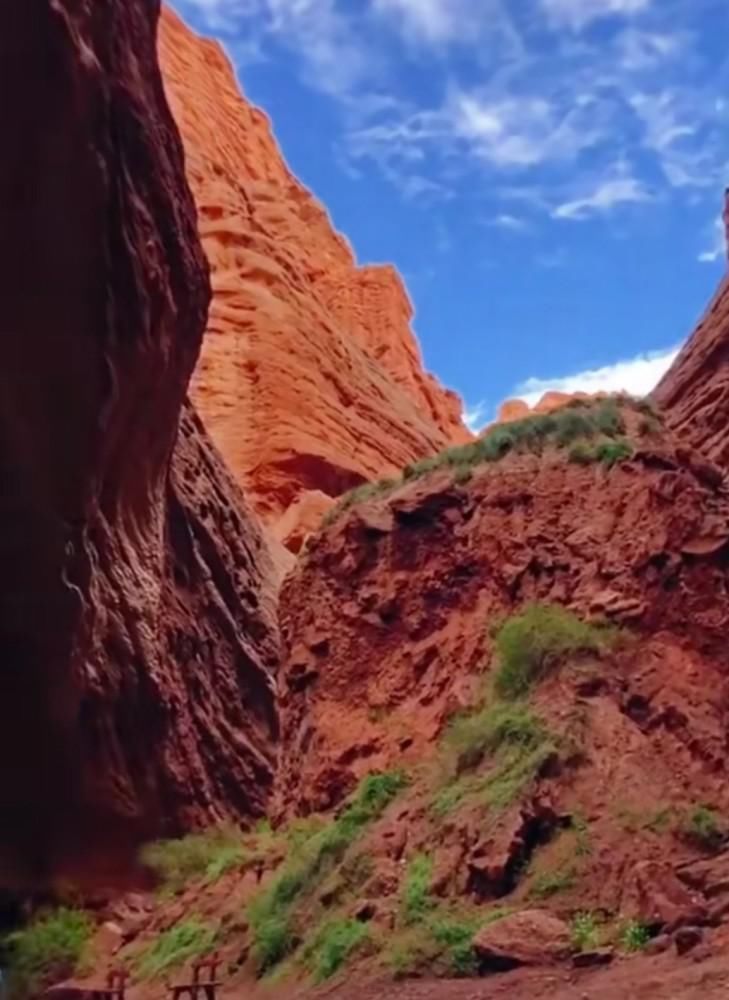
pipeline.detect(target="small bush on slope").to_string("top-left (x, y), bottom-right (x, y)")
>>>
top-left (142, 826), bottom-right (247, 893)
top-left (248, 771), bottom-right (408, 974)
top-left (682, 805), bottom-right (724, 850)
top-left (401, 855), bottom-right (436, 926)
top-left (301, 919), bottom-right (370, 982)
top-left (135, 920), bottom-right (217, 979)
top-left (493, 603), bottom-right (618, 700)
top-left (322, 396), bottom-right (639, 527)
top-left (3, 908), bottom-right (92, 999)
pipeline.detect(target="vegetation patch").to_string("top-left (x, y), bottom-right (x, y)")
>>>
top-left (619, 920), bottom-right (651, 953)
top-left (141, 825), bottom-right (247, 893)
top-left (401, 855), bottom-right (436, 926)
top-left (322, 396), bottom-right (641, 528)
top-left (135, 920), bottom-right (218, 979)
top-left (529, 866), bottom-right (577, 900)
top-left (681, 805), bottom-right (724, 850)
top-left (492, 603), bottom-right (618, 700)
top-left (432, 703), bottom-right (553, 818)
top-left (571, 912), bottom-right (600, 952)
top-left (3, 907), bottom-right (92, 999)
top-left (321, 478), bottom-right (399, 527)
top-left (301, 918), bottom-right (370, 983)
top-left (248, 771), bottom-right (408, 975)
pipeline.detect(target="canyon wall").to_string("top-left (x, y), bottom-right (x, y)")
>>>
top-left (158, 8), bottom-right (469, 538)
top-left (0, 0), bottom-right (279, 887)
top-left (654, 278), bottom-right (729, 465)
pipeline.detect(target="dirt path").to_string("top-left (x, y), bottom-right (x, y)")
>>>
top-left (239, 949), bottom-right (729, 1000)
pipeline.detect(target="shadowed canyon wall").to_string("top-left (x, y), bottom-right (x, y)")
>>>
top-left (158, 8), bottom-right (469, 541)
top-left (0, 0), bottom-right (279, 888)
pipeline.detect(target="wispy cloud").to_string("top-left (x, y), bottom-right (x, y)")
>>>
top-left (553, 173), bottom-right (651, 220)
top-left (698, 215), bottom-right (726, 263)
top-left (541, 0), bottom-right (652, 31)
top-left (514, 345), bottom-right (679, 406)
top-left (490, 213), bottom-right (532, 232)
top-left (463, 400), bottom-right (489, 433)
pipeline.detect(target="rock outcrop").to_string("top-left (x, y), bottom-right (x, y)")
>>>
top-left (653, 278), bottom-right (729, 466)
top-left (158, 8), bottom-right (469, 534)
top-left (497, 391), bottom-right (597, 425)
top-left (0, 0), bottom-right (279, 888)
top-left (279, 415), bottom-right (729, 811)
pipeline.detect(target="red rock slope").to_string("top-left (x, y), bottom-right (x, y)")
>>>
top-left (654, 277), bottom-right (729, 464)
top-left (158, 8), bottom-right (469, 530)
top-left (278, 405), bottom-right (729, 812)
top-left (0, 0), bottom-right (279, 888)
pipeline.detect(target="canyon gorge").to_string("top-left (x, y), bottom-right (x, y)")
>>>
top-left (3, 1), bottom-right (729, 998)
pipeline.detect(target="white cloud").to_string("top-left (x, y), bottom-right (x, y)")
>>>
top-left (490, 213), bottom-right (531, 232)
top-left (463, 401), bottom-right (489, 433)
top-left (553, 175), bottom-right (651, 220)
top-left (541, 0), bottom-right (652, 31)
top-left (698, 216), bottom-right (726, 263)
top-left (372, 0), bottom-right (460, 42)
top-left (514, 346), bottom-right (679, 407)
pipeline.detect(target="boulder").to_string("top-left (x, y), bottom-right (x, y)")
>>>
top-left (473, 910), bottom-right (572, 969)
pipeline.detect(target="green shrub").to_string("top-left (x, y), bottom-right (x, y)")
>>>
top-left (682, 806), bottom-right (724, 850)
top-left (433, 707), bottom-right (552, 818)
top-left (135, 919), bottom-right (217, 979)
top-left (595, 440), bottom-right (633, 468)
top-left (620, 920), bottom-right (650, 953)
top-left (4, 908), bottom-right (92, 998)
top-left (529, 866), bottom-right (576, 899)
top-left (141, 826), bottom-right (247, 892)
top-left (248, 771), bottom-right (408, 974)
top-left (568, 441), bottom-right (595, 465)
top-left (302, 918), bottom-right (369, 982)
top-left (430, 917), bottom-right (481, 977)
top-left (493, 603), bottom-right (616, 700)
top-left (322, 479), bottom-right (399, 527)
top-left (571, 912), bottom-right (599, 952)
top-left (446, 702), bottom-right (547, 774)
top-left (401, 855), bottom-right (435, 926)
top-left (593, 399), bottom-right (626, 437)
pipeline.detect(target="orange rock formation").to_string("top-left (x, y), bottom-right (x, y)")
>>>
top-left (158, 9), bottom-right (469, 538)
top-left (497, 391), bottom-right (595, 424)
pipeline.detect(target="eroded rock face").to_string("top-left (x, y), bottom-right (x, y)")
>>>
top-left (158, 8), bottom-right (469, 529)
top-left (654, 279), bottom-right (729, 466)
top-left (0, 0), bottom-right (279, 887)
top-left (279, 442), bottom-right (729, 811)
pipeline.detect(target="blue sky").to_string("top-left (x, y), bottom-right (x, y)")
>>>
top-left (170, 0), bottom-right (729, 428)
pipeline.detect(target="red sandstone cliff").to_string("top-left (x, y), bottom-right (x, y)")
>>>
top-left (0, 0), bottom-right (279, 887)
top-left (158, 8), bottom-right (469, 538)
top-left (654, 278), bottom-right (729, 464)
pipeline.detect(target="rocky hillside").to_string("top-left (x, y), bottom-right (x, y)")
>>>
top-left (8, 2), bottom-right (729, 999)
top-left (158, 7), bottom-right (469, 548)
top-left (0, 0), bottom-right (280, 891)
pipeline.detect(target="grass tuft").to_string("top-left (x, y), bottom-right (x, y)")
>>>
top-left (3, 908), bottom-right (92, 999)
top-left (493, 603), bottom-right (617, 700)
top-left (135, 920), bottom-right (217, 980)
top-left (682, 805), bottom-right (724, 850)
top-left (302, 919), bottom-right (369, 982)
top-left (619, 920), bottom-right (651, 953)
top-left (248, 771), bottom-right (408, 974)
top-left (571, 912), bottom-right (600, 952)
top-left (141, 826), bottom-right (247, 893)
top-left (401, 855), bottom-right (436, 926)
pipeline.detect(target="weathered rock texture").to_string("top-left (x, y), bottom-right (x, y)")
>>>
top-left (279, 421), bottom-right (729, 812)
top-left (497, 391), bottom-right (597, 425)
top-left (0, 0), bottom-right (279, 888)
top-left (158, 8), bottom-right (469, 534)
top-left (654, 278), bottom-right (729, 466)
